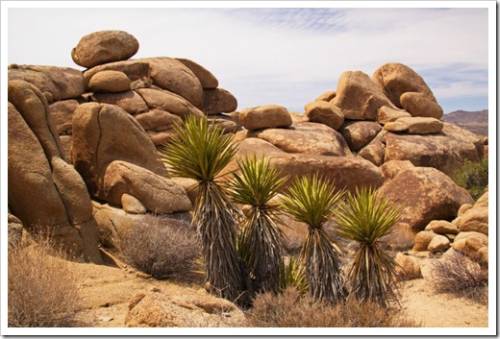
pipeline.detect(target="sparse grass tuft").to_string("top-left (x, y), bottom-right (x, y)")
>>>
top-left (452, 159), bottom-right (488, 200)
top-left (120, 215), bottom-right (200, 279)
top-left (430, 251), bottom-right (488, 304)
top-left (8, 237), bottom-right (81, 327)
top-left (248, 288), bottom-right (419, 327)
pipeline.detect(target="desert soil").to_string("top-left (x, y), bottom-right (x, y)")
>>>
top-left (71, 259), bottom-right (488, 328)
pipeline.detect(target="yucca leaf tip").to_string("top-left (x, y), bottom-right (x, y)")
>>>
top-left (336, 187), bottom-right (399, 245)
top-left (160, 115), bottom-right (237, 182)
top-left (280, 174), bottom-right (344, 228)
top-left (229, 156), bottom-right (285, 207)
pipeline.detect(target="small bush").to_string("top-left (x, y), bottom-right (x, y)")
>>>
top-left (430, 251), bottom-right (488, 303)
top-left (452, 159), bottom-right (488, 200)
top-left (8, 238), bottom-right (81, 327)
top-left (120, 216), bottom-right (200, 279)
top-left (248, 288), bottom-right (419, 327)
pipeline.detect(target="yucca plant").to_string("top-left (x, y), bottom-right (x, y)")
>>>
top-left (280, 174), bottom-right (345, 303)
top-left (336, 187), bottom-right (400, 307)
top-left (228, 156), bottom-right (285, 295)
top-left (161, 116), bottom-right (243, 302)
top-left (279, 256), bottom-right (308, 295)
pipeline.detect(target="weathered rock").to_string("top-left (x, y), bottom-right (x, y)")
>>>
top-left (59, 135), bottom-right (73, 163)
top-left (48, 99), bottom-right (79, 135)
top-left (427, 234), bottom-right (450, 253)
top-left (378, 167), bottom-right (473, 233)
top-left (315, 90), bottom-right (336, 102)
top-left (377, 105), bottom-right (411, 124)
top-left (102, 161), bottom-right (191, 214)
top-left (372, 63), bottom-right (437, 107)
top-left (121, 193), bottom-right (146, 214)
top-left (333, 70), bottom-right (393, 120)
top-left (458, 203), bottom-right (473, 217)
top-left (71, 30), bottom-right (139, 68)
top-left (400, 92), bottom-right (443, 119)
top-left (134, 109), bottom-right (182, 132)
top-left (341, 121), bottom-right (382, 151)
top-left (202, 88), bottom-right (237, 115)
top-left (177, 58), bottom-right (218, 89)
top-left (139, 57), bottom-right (203, 108)
top-left (425, 220), bottom-right (458, 235)
top-left (88, 70), bottom-right (131, 93)
top-left (384, 117), bottom-right (443, 134)
top-left (72, 102), bottom-right (165, 196)
top-left (207, 116), bottom-right (240, 134)
top-left (83, 60), bottom-right (151, 89)
top-left (270, 154), bottom-right (383, 191)
top-left (135, 88), bottom-right (204, 119)
top-left (254, 122), bottom-right (351, 156)
top-left (454, 206), bottom-right (488, 235)
top-left (92, 91), bottom-right (148, 115)
top-left (147, 131), bottom-right (175, 146)
top-left (8, 64), bottom-right (85, 103)
top-left (383, 123), bottom-right (482, 175)
top-left (125, 291), bottom-right (246, 327)
top-left (478, 247), bottom-right (488, 265)
top-left (380, 160), bottom-right (415, 180)
top-left (413, 230), bottom-right (436, 251)
top-left (395, 252), bottom-right (422, 279)
top-left (475, 190), bottom-right (488, 208)
top-left (239, 104), bottom-right (292, 130)
top-left (358, 141), bottom-right (385, 166)
top-left (170, 177), bottom-right (198, 204)
top-left (8, 99), bottom-right (101, 262)
top-left (452, 231), bottom-right (488, 261)
top-left (304, 100), bottom-right (344, 130)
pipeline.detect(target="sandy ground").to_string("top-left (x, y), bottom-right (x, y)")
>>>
top-left (70, 259), bottom-right (488, 328)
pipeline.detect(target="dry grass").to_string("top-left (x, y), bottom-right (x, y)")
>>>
top-left (8, 238), bottom-right (81, 327)
top-left (120, 216), bottom-right (201, 279)
top-left (430, 251), bottom-right (488, 304)
top-left (248, 288), bottom-right (419, 327)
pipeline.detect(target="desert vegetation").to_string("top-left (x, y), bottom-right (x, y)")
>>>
top-left (248, 288), bottom-right (419, 327)
top-left (229, 156), bottom-right (285, 295)
top-left (452, 159), bottom-right (488, 200)
top-left (120, 215), bottom-right (200, 279)
top-left (161, 116), bottom-right (244, 302)
top-left (8, 237), bottom-right (81, 327)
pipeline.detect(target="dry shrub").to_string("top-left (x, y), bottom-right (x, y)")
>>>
top-left (430, 251), bottom-right (488, 303)
top-left (120, 215), bottom-right (200, 279)
top-left (8, 238), bottom-right (80, 327)
top-left (248, 288), bottom-right (419, 327)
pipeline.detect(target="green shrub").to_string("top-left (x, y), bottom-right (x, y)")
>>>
top-left (452, 159), bottom-right (488, 200)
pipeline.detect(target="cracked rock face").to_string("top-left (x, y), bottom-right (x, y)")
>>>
top-left (8, 80), bottom-right (102, 263)
top-left (71, 102), bottom-right (165, 198)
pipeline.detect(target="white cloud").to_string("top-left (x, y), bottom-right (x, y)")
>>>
top-left (8, 7), bottom-right (488, 112)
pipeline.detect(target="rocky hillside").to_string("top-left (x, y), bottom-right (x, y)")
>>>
top-left (443, 109), bottom-right (488, 136)
top-left (7, 30), bottom-right (489, 328)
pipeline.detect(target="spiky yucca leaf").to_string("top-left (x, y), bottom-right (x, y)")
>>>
top-left (229, 157), bottom-right (285, 295)
top-left (280, 174), bottom-right (344, 229)
top-left (337, 187), bottom-right (400, 307)
top-left (161, 115), bottom-right (237, 182)
top-left (280, 174), bottom-right (345, 303)
top-left (160, 116), bottom-right (243, 302)
top-left (279, 257), bottom-right (308, 295)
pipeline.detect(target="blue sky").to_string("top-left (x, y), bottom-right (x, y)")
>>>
top-left (8, 7), bottom-right (488, 113)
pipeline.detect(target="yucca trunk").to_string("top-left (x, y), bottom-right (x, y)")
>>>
top-left (239, 207), bottom-right (282, 295)
top-left (193, 181), bottom-right (243, 302)
top-left (301, 228), bottom-right (345, 303)
top-left (347, 243), bottom-right (397, 307)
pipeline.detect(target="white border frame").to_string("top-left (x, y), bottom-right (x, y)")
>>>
top-left (1, 1), bottom-right (496, 336)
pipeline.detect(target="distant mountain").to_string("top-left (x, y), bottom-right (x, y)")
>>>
top-left (443, 109), bottom-right (488, 136)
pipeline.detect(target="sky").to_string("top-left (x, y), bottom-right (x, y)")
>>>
top-left (8, 7), bottom-right (488, 113)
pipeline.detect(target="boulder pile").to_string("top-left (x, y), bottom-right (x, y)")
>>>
top-left (8, 29), bottom-right (488, 260)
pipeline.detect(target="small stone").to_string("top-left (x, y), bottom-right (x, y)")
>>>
top-left (425, 220), bottom-right (459, 235)
top-left (427, 234), bottom-right (450, 253)
top-left (121, 193), bottom-right (146, 214)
